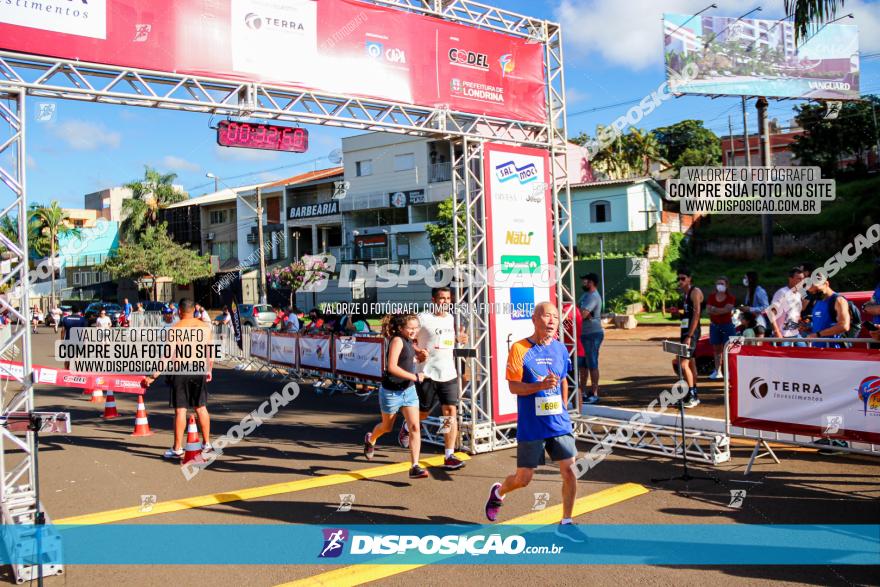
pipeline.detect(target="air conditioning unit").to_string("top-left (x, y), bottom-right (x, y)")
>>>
top-left (205, 232), bottom-right (215, 241)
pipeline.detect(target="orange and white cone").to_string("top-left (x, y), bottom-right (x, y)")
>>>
top-left (102, 390), bottom-right (118, 419)
top-left (89, 389), bottom-right (105, 403)
top-left (181, 415), bottom-right (203, 465)
top-left (131, 395), bottom-right (153, 437)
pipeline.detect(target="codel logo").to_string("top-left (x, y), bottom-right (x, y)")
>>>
top-left (319, 528), bottom-right (348, 558)
top-left (857, 375), bottom-right (880, 415)
top-left (749, 376), bottom-right (768, 399)
top-left (244, 13), bottom-right (262, 30)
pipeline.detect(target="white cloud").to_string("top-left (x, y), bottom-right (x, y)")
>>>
top-left (26, 154), bottom-right (37, 170)
top-left (849, 0), bottom-right (880, 53)
top-left (214, 144), bottom-right (279, 162)
top-left (160, 155), bottom-right (200, 173)
top-left (565, 87), bottom-right (590, 104)
top-left (51, 119), bottom-right (121, 151)
top-left (257, 171), bottom-right (284, 183)
top-left (556, 0), bottom-right (766, 70)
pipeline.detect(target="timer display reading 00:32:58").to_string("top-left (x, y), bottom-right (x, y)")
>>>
top-left (216, 121), bottom-right (309, 153)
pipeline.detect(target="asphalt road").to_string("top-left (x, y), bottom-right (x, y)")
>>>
top-left (15, 325), bottom-right (880, 586)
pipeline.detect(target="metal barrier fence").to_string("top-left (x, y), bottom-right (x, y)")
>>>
top-left (724, 336), bottom-right (879, 473)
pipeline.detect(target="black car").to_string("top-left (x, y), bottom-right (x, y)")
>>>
top-left (84, 302), bottom-right (123, 326)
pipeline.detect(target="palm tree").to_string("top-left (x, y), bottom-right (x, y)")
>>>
top-left (121, 166), bottom-right (188, 242)
top-left (785, 0), bottom-right (845, 44)
top-left (623, 129), bottom-right (664, 176)
top-left (31, 201), bottom-right (78, 307)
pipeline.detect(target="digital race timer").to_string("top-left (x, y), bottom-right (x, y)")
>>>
top-left (216, 121), bottom-right (309, 153)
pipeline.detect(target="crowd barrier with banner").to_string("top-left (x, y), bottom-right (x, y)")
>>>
top-left (724, 337), bottom-right (880, 473)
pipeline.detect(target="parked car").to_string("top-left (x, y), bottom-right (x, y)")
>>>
top-left (84, 302), bottom-right (123, 326)
top-left (673, 290), bottom-right (874, 375)
top-left (238, 304), bottom-right (276, 328)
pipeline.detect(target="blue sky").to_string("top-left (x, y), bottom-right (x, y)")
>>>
top-left (17, 0), bottom-right (880, 208)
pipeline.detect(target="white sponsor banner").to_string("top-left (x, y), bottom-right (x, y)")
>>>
top-left (269, 333), bottom-right (297, 366)
top-left (0, 0), bottom-right (107, 39)
top-left (484, 144), bottom-right (553, 424)
top-left (334, 337), bottom-right (383, 379)
top-left (735, 354), bottom-right (880, 442)
top-left (250, 330), bottom-right (269, 360)
top-left (231, 0), bottom-right (318, 82)
top-left (298, 336), bottom-right (332, 371)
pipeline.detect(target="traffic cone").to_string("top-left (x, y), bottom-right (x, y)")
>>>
top-left (89, 389), bottom-right (104, 403)
top-left (131, 395), bottom-right (153, 437)
top-left (102, 390), bottom-right (118, 419)
top-left (181, 415), bottom-right (202, 465)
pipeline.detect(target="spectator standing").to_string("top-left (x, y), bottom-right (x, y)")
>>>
top-left (577, 272), bottom-right (603, 404)
top-left (768, 266), bottom-right (807, 346)
top-left (805, 279), bottom-right (850, 349)
top-left (95, 308), bottom-right (112, 329)
top-left (739, 271), bottom-right (769, 329)
top-left (49, 305), bottom-right (62, 334)
top-left (705, 276), bottom-right (736, 380)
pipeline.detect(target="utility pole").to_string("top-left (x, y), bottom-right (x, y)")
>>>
top-left (756, 96), bottom-right (774, 261)
top-left (741, 96), bottom-right (751, 171)
top-left (256, 186), bottom-right (267, 305)
top-left (728, 115), bottom-right (735, 166)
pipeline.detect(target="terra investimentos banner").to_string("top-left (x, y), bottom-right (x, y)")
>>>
top-left (483, 143), bottom-right (555, 424)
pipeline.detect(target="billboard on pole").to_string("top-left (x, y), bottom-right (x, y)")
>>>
top-left (0, 0), bottom-right (547, 123)
top-left (663, 13), bottom-right (859, 100)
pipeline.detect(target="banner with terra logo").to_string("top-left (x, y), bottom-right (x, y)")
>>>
top-left (0, 0), bottom-right (546, 123)
top-left (729, 345), bottom-right (880, 443)
top-left (483, 143), bottom-right (554, 424)
top-left (269, 332), bottom-right (298, 367)
top-left (298, 335), bottom-right (332, 371)
top-left (334, 336), bottom-right (384, 380)
top-left (250, 329), bottom-right (269, 360)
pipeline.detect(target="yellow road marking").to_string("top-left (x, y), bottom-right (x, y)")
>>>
top-left (55, 453), bottom-right (470, 526)
top-left (280, 482), bottom-right (649, 587)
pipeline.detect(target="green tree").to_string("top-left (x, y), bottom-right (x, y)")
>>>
top-left (102, 223), bottom-right (211, 301)
top-left (268, 257), bottom-right (333, 308)
top-left (426, 197), bottom-right (465, 262)
top-left (31, 201), bottom-right (79, 306)
top-left (623, 128), bottom-right (663, 176)
top-left (121, 166), bottom-right (188, 242)
top-left (785, 0), bottom-right (846, 43)
top-left (651, 120), bottom-right (721, 175)
top-left (790, 95), bottom-right (878, 177)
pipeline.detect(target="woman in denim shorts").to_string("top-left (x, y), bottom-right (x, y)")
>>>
top-left (362, 313), bottom-right (429, 479)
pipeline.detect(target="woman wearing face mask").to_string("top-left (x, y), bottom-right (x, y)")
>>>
top-left (738, 271), bottom-right (769, 332)
top-left (705, 276), bottom-right (736, 380)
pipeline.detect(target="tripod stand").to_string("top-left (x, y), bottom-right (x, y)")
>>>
top-left (651, 340), bottom-right (718, 487)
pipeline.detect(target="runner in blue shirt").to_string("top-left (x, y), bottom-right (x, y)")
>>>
top-left (483, 301), bottom-right (586, 543)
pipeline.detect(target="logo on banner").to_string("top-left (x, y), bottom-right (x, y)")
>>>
top-left (510, 287), bottom-right (535, 320)
top-left (823, 415), bottom-right (844, 435)
top-left (319, 529), bottom-right (348, 558)
top-left (749, 377), bottom-right (768, 399)
top-left (857, 376), bottom-right (880, 416)
top-left (366, 41), bottom-right (407, 64)
top-left (448, 48), bottom-right (489, 70)
top-left (495, 161), bottom-right (538, 185)
top-left (499, 54), bottom-right (515, 77)
top-left (244, 11), bottom-right (305, 32)
top-left (1, 0), bottom-right (106, 40)
top-left (336, 494), bottom-right (355, 512)
top-left (133, 23), bottom-right (151, 42)
top-left (505, 231), bottom-right (534, 246)
top-left (63, 375), bottom-right (87, 385)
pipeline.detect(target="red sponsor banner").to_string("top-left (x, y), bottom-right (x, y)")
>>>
top-left (729, 345), bottom-right (880, 444)
top-left (0, 0), bottom-right (546, 123)
top-left (0, 360), bottom-right (146, 394)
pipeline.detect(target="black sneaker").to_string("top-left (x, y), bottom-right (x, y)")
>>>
top-left (398, 423), bottom-right (410, 448)
top-left (409, 464), bottom-right (429, 479)
top-left (485, 482), bottom-right (504, 521)
top-left (363, 433), bottom-right (375, 461)
top-left (683, 395), bottom-right (700, 409)
top-left (443, 455), bottom-right (465, 470)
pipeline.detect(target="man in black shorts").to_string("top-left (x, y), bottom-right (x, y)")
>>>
top-left (144, 299), bottom-right (213, 459)
top-left (398, 287), bottom-right (467, 470)
top-left (677, 268), bottom-right (703, 408)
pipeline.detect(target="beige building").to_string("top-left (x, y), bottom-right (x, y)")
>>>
top-left (62, 208), bottom-right (99, 228)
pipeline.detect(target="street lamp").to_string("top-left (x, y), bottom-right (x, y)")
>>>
top-left (293, 231), bottom-right (301, 260)
top-left (206, 172), bottom-right (219, 192)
